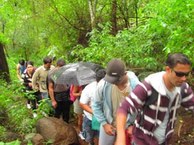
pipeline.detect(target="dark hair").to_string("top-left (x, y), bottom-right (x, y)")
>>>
top-left (165, 53), bottom-right (192, 68)
top-left (19, 59), bottom-right (25, 65)
top-left (26, 61), bottom-right (34, 66)
top-left (96, 69), bottom-right (106, 82)
top-left (56, 59), bottom-right (66, 67)
top-left (43, 56), bottom-right (52, 64)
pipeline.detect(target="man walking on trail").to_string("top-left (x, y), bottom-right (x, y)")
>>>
top-left (92, 59), bottom-right (139, 145)
top-left (48, 59), bottom-right (71, 123)
top-left (32, 56), bottom-right (55, 101)
top-left (80, 69), bottom-right (106, 145)
top-left (115, 53), bottom-right (194, 145)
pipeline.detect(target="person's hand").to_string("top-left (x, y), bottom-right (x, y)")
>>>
top-left (126, 125), bottom-right (133, 135)
top-left (52, 100), bottom-right (57, 108)
top-left (28, 82), bottom-right (32, 87)
top-left (33, 85), bottom-right (39, 91)
top-left (103, 123), bottom-right (116, 136)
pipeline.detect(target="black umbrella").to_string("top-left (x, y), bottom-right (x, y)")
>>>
top-left (51, 62), bottom-right (103, 86)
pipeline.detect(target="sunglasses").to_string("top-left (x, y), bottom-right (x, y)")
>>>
top-left (172, 70), bottom-right (190, 77)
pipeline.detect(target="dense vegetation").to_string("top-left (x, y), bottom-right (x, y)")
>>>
top-left (0, 0), bottom-right (193, 144)
top-left (0, 0), bottom-right (193, 69)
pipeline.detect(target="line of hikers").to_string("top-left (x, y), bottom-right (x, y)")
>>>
top-left (17, 53), bottom-right (194, 145)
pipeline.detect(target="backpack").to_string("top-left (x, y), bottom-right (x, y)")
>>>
top-left (69, 85), bottom-right (82, 102)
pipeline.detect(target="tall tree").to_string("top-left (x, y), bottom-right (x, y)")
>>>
top-left (111, 0), bottom-right (117, 35)
top-left (88, 0), bottom-right (97, 29)
top-left (0, 43), bottom-right (10, 83)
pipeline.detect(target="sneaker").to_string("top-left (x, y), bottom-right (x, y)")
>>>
top-left (41, 111), bottom-right (48, 117)
top-left (33, 113), bottom-right (37, 118)
top-left (78, 132), bottom-right (85, 140)
top-left (26, 104), bottom-right (31, 109)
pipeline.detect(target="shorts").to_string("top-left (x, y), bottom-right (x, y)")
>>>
top-left (73, 99), bottom-right (83, 114)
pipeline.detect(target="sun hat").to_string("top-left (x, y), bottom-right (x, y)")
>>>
top-left (104, 59), bottom-right (126, 84)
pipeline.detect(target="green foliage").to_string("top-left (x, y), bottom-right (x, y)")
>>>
top-left (72, 23), bottom-right (160, 70)
top-left (0, 140), bottom-right (21, 145)
top-left (0, 126), bottom-right (6, 141)
top-left (0, 78), bottom-right (54, 143)
top-left (0, 0), bottom-right (193, 67)
top-left (72, 23), bottom-right (115, 66)
top-left (72, 0), bottom-right (193, 71)
top-left (0, 80), bottom-right (35, 134)
top-left (144, 0), bottom-right (194, 57)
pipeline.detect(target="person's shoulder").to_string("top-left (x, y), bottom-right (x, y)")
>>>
top-left (16, 63), bottom-right (20, 69)
top-left (126, 71), bottom-right (139, 82)
top-left (50, 65), bottom-right (55, 70)
top-left (32, 66), bottom-right (43, 75)
top-left (48, 67), bottom-right (57, 75)
top-left (84, 81), bottom-right (97, 90)
top-left (144, 71), bottom-right (166, 94)
top-left (145, 71), bottom-right (165, 82)
top-left (89, 81), bottom-right (97, 87)
top-left (126, 71), bottom-right (137, 76)
top-left (98, 79), bottom-right (106, 86)
top-left (36, 66), bottom-right (45, 71)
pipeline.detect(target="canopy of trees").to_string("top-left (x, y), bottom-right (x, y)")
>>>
top-left (0, 0), bottom-right (193, 80)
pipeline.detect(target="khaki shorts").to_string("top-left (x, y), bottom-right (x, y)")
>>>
top-left (73, 98), bottom-right (83, 114)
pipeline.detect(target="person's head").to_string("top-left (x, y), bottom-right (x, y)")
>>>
top-left (96, 69), bottom-right (106, 82)
top-left (104, 59), bottom-right (127, 85)
top-left (26, 61), bottom-right (34, 73)
top-left (26, 61), bottom-right (34, 66)
top-left (165, 53), bottom-right (192, 86)
top-left (43, 56), bottom-right (52, 69)
top-left (19, 59), bottom-right (25, 65)
top-left (56, 59), bottom-right (66, 67)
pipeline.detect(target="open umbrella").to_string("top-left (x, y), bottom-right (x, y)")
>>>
top-left (51, 62), bottom-right (103, 86)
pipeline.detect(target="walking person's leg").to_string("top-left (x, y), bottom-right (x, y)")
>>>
top-left (62, 101), bottom-right (71, 123)
top-left (82, 116), bottom-right (95, 144)
top-left (74, 99), bottom-right (83, 131)
top-left (54, 101), bottom-right (62, 119)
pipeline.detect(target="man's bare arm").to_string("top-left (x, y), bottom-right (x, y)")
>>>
top-left (115, 112), bottom-right (127, 145)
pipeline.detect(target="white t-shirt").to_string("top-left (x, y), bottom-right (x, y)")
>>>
top-left (80, 81), bottom-right (97, 120)
top-left (153, 78), bottom-right (179, 144)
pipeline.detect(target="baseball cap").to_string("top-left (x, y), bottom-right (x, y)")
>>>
top-left (104, 59), bottom-right (126, 84)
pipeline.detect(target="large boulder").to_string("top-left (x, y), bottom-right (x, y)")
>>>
top-left (36, 117), bottom-right (79, 145)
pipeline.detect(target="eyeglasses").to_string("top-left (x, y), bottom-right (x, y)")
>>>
top-left (172, 70), bottom-right (190, 77)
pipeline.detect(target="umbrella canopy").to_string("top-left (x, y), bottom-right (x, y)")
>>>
top-left (51, 62), bottom-right (103, 86)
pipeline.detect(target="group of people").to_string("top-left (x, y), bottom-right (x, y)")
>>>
top-left (17, 53), bottom-right (194, 145)
top-left (17, 57), bottom-right (55, 117)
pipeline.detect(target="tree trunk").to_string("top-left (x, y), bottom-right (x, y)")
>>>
top-left (0, 43), bottom-right (10, 83)
top-left (134, 0), bottom-right (138, 27)
top-left (88, 0), bottom-right (97, 29)
top-left (111, 0), bottom-right (117, 35)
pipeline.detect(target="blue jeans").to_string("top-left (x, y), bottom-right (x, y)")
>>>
top-left (41, 92), bottom-right (49, 99)
top-left (83, 116), bottom-right (99, 143)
